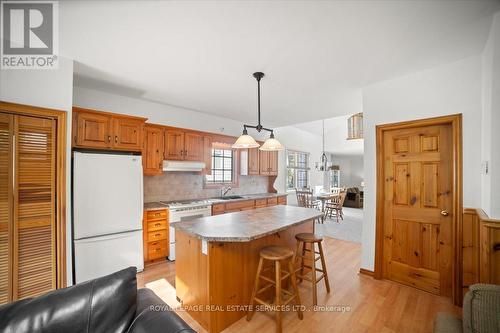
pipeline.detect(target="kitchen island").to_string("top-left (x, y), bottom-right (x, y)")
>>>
top-left (173, 205), bottom-right (322, 333)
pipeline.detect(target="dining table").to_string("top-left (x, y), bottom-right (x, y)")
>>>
top-left (315, 192), bottom-right (339, 212)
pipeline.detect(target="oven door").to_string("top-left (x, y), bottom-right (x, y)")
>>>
top-left (168, 205), bottom-right (212, 261)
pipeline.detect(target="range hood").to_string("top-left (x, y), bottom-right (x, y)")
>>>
top-left (162, 160), bottom-right (206, 172)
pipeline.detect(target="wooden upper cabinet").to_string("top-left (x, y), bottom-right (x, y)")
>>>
top-left (259, 150), bottom-right (270, 175)
top-left (248, 148), bottom-right (260, 175)
top-left (259, 150), bottom-right (278, 176)
top-left (112, 117), bottom-right (144, 151)
top-left (268, 151), bottom-right (278, 175)
top-left (164, 130), bottom-right (185, 160)
top-left (72, 108), bottom-right (146, 151)
top-left (184, 132), bottom-right (204, 161)
top-left (74, 110), bottom-right (112, 149)
top-left (202, 136), bottom-right (213, 174)
top-left (143, 125), bottom-right (164, 175)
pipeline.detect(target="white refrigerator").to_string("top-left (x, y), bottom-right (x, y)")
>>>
top-left (73, 152), bottom-right (144, 283)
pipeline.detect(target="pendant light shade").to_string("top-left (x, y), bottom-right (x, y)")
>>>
top-left (232, 129), bottom-right (260, 149)
top-left (259, 133), bottom-right (284, 151)
top-left (233, 72), bottom-right (284, 151)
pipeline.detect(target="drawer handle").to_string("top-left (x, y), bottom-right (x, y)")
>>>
top-left (155, 223), bottom-right (161, 227)
top-left (155, 233), bottom-right (161, 237)
top-left (155, 213), bottom-right (160, 216)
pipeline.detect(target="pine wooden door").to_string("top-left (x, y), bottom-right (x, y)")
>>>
top-left (164, 130), bottom-right (184, 160)
top-left (184, 132), bottom-right (203, 161)
top-left (0, 114), bottom-right (13, 304)
top-left (382, 124), bottom-right (453, 296)
top-left (13, 115), bottom-right (57, 300)
top-left (0, 113), bottom-right (57, 304)
top-left (143, 125), bottom-right (164, 175)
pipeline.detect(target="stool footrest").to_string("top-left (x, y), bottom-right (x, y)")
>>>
top-left (256, 283), bottom-right (274, 295)
top-left (303, 248), bottom-right (321, 255)
top-left (295, 255), bottom-right (321, 262)
top-left (259, 271), bottom-right (291, 284)
top-left (296, 273), bottom-right (325, 283)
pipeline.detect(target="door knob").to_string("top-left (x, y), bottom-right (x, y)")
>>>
top-left (441, 209), bottom-right (449, 216)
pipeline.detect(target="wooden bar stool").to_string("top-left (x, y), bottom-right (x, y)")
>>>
top-left (294, 233), bottom-right (330, 305)
top-left (247, 245), bottom-right (303, 333)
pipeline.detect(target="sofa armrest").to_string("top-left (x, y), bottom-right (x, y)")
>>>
top-left (433, 313), bottom-right (462, 333)
top-left (463, 284), bottom-right (500, 333)
top-left (127, 288), bottom-right (195, 333)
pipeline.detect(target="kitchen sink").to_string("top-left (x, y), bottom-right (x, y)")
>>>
top-left (217, 195), bottom-right (245, 200)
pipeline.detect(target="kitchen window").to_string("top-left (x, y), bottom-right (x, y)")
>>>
top-left (286, 150), bottom-right (310, 191)
top-left (205, 146), bottom-right (237, 185)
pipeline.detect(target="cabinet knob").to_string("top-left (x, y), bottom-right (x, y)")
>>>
top-left (107, 135), bottom-right (111, 142)
top-left (115, 136), bottom-right (118, 143)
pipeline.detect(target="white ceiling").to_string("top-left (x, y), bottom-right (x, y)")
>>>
top-left (60, 1), bottom-right (499, 127)
top-left (293, 115), bottom-right (364, 156)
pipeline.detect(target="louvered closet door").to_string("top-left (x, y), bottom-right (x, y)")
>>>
top-left (0, 113), bottom-right (14, 303)
top-left (13, 116), bottom-right (56, 300)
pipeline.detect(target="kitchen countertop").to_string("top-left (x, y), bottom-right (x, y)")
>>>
top-left (172, 205), bottom-right (322, 242)
top-left (144, 202), bottom-right (168, 211)
top-left (143, 192), bottom-right (289, 211)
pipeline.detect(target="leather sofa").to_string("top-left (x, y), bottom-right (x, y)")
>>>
top-left (434, 284), bottom-right (500, 333)
top-left (0, 267), bottom-right (195, 333)
top-left (343, 187), bottom-right (363, 208)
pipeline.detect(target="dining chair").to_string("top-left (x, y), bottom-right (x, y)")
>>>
top-left (295, 189), bottom-right (321, 209)
top-left (324, 191), bottom-right (347, 223)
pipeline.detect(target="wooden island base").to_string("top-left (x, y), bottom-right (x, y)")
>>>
top-left (175, 219), bottom-right (314, 333)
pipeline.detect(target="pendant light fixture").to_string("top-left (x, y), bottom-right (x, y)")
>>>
top-left (232, 72), bottom-right (284, 151)
top-left (315, 120), bottom-right (331, 171)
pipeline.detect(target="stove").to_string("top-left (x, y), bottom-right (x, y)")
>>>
top-left (160, 199), bottom-right (212, 261)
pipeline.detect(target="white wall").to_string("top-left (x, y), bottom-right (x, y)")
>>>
top-left (273, 126), bottom-right (324, 205)
top-left (73, 87), bottom-right (268, 141)
top-left (481, 12), bottom-right (500, 219)
top-left (361, 55), bottom-right (482, 271)
top-left (330, 154), bottom-right (364, 188)
top-left (0, 57), bottom-right (74, 284)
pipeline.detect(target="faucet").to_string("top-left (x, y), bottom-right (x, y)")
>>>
top-left (221, 185), bottom-right (232, 197)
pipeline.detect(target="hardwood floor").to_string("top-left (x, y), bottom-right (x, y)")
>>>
top-left (137, 237), bottom-right (460, 333)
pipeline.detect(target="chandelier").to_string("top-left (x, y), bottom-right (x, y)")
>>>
top-left (232, 72), bottom-right (284, 151)
top-left (315, 120), bottom-right (332, 171)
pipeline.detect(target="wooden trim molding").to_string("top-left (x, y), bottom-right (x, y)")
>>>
top-left (0, 101), bottom-right (67, 288)
top-left (359, 268), bottom-right (374, 277)
top-left (374, 114), bottom-right (463, 306)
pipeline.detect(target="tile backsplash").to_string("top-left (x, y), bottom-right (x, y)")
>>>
top-left (144, 172), bottom-right (271, 202)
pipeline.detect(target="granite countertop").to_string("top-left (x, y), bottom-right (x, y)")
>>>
top-left (144, 202), bottom-right (168, 211)
top-left (172, 205), bottom-right (322, 242)
top-left (144, 192), bottom-right (289, 211)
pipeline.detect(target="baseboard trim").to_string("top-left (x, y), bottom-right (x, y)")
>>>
top-left (359, 268), bottom-right (374, 277)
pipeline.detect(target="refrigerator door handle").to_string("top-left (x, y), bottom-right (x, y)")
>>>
top-left (74, 230), bottom-right (142, 243)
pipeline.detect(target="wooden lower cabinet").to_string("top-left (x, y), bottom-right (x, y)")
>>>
top-left (143, 209), bottom-right (169, 263)
top-left (210, 196), bottom-right (287, 215)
